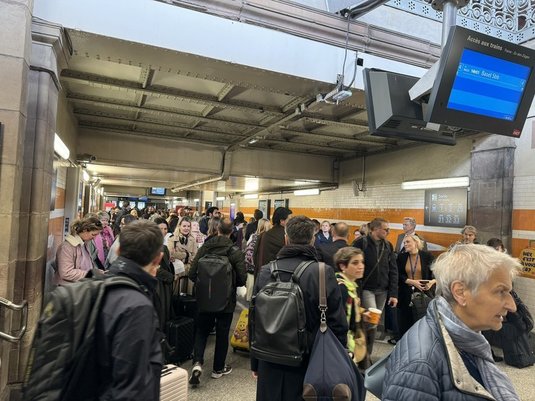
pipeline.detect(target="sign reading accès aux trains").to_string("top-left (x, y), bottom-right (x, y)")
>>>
top-left (519, 245), bottom-right (535, 279)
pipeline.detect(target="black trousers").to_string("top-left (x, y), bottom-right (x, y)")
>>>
top-left (193, 311), bottom-right (233, 371)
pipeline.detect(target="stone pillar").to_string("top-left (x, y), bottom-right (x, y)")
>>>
top-left (0, 12), bottom-right (70, 399)
top-left (0, 1), bottom-right (33, 399)
top-left (470, 135), bottom-right (516, 249)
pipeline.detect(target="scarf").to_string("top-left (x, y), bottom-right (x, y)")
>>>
top-left (434, 296), bottom-right (520, 401)
top-left (276, 244), bottom-right (318, 260)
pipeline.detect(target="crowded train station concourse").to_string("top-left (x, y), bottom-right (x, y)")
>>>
top-left (1, 0), bottom-right (535, 399)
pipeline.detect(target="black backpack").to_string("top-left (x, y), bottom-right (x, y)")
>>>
top-left (195, 246), bottom-right (238, 313)
top-left (22, 276), bottom-right (145, 401)
top-left (249, 260), bottom-right (313, 367)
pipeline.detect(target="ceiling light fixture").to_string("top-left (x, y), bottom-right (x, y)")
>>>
top-left (243, 193), bottom-right (259, 199)
top-left (54, 133), bottom-right (70, 160)
top-left (294, 188), bottom-right (320, 196)
top-left (248, 138), bottom-right (258, 144)
top-left (216, 196), bottom-right (225, 201)
top-left (401, 176), bottom-right (469, 190)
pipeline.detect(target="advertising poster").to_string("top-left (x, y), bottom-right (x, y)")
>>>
top-left (519, 241), bottom-right (535, 279)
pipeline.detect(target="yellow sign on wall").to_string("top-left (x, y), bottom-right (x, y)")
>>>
top-left (519, 243), bottom-right (535, 279)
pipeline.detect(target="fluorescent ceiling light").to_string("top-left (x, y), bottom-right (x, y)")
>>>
top-left (244, 193), bottom-right (258, 199)
top-left (193, 198), bottom-right (200, 202)
top-left (294, 188), bottom-right (320, 196)
top-left (401, 176), bottom-right (469, 190)
top-left (248, 138), bottom-right (258, 144)
top-left (54, 133), bottom-right (70, 160)
top-left (82, 170), bottom-right (90, 182)
top-left (216, 196), bottom-right (225, 201)
top-left (245, 177), bottom-right (259, 191)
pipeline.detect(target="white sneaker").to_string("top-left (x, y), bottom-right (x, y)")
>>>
top-left (189, 362), bottom-right (202, 386)
top-left (211, 365), bottom-right (232, 379)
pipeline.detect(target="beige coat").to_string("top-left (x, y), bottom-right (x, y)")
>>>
top-left (167, 232), bottom-right (198, 274)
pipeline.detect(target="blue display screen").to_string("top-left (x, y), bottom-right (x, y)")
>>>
top-left (447, 49), bottom-right (531, 121)
top-left (150, 187), bottom-right (166, 195)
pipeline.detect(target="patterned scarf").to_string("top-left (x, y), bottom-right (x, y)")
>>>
top-left (435, 296), bottom-right (520, 401)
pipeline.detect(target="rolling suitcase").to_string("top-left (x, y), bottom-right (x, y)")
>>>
top-left (160, 364), bottom-right (188, 401)
top-left (230, 308), bottom-right (249, 351)
top-left (173, 277), bottom-right (198, 320)
top-left (166, 316), bottom-right (195, 364)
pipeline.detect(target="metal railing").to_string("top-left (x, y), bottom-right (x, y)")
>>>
top-left (0, 297), bottom-right (28, 343)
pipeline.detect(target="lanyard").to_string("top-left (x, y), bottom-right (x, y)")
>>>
top-left (408, 253), bottom-right (419, 279)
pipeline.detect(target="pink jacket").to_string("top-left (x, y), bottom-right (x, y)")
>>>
top-left (54, 235), bottom-right (94, 285)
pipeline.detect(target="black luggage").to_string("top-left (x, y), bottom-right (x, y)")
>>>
top-left (501, 322), bottom-right (535, 368)
top-left (172, 277), bottom-right (197, 320)
top-left (166, 316), bottom-right (195, 364)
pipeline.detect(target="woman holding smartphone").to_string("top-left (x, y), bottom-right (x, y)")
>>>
top-left (397, 234), bottom-right (435, 338)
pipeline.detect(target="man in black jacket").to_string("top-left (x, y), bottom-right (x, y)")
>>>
top-left (353, 217), bottom-right (398, 356)
top-left (316, 222), bottom-right (349, 270)
top-left (244, 209), bottom-right (263, 241)
top-left (251, 215), bottom-right (348, 401)
top-left (188, 217), bottom-right (247, 386)
top-left (97, 220), bottom-right (163, 401)
top-left (253, 206), bottom-right (292, 276)
top-left (199, 206), bottom-right (220, 235)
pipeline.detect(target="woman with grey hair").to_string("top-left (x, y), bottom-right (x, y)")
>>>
top-left (382, 244), bottom-right (520, 401)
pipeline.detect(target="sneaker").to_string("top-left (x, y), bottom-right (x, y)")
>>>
top-left (211, 365), bottom-right (232, 379)
top-left (189, 362), bottom-right (202, 386)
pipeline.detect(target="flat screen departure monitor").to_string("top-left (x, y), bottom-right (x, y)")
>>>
top-left (424, 187), bottom-right (467, 228)
top-left (150, 187), bottom-right (166, 196)
top-left (426, 26), bottom-right (535, 138)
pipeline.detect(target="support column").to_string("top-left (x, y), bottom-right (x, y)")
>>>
top-left (470, 136), bottom-right (516, 249)
top-left (0, 13), bottom-right (70, 400)
top-left (0, 0), bottom-right (33, 399)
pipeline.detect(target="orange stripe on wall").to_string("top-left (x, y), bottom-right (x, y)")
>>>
top-left (55, 187), bottom-right (66, 210)
top-left (231, 207), bottom-right (462, 250)
top-left (512, 210), bottom-right (535, 231)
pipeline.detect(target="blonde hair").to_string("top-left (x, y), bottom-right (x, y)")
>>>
top-left (405, 234), bottom-right (423, 251)
top-left (432, 244), bottom-right (519, 304)
top-left (256, 218), bottom-right (272, 236)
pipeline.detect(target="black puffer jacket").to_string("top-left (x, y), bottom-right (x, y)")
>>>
top-left (353, 235), bottom-right (398, 297)
top-left (188, 235), bottom-right (247, 313)
top-left (97, 257), bottom-right (163, 401)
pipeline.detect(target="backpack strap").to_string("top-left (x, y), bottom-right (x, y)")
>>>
top-left (270, 260), bottom-right (314, 281)
top-left (292, 260), bottom-right (315, 282)
top-left (318, 262), bottom-right (327, 333)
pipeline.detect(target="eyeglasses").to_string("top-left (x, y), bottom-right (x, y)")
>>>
top-left (382, 227), bottom-right (390, 233)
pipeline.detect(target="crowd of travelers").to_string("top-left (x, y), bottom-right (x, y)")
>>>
top-left (38, 200), bottom-right (530, 401)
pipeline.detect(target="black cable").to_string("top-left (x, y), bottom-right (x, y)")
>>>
top-left (340, 12), bottom-right (352, 89)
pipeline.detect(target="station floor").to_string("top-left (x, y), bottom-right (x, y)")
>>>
top-left (186, 304), bottom-right (535, 401)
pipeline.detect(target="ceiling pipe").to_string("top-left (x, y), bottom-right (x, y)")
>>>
top-left (170, 150), bottom-right (231, 192)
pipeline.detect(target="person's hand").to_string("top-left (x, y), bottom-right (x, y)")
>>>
top-left (406, 279), bottom-right (426, 291)
top-left (362, 310), bottom-right (371, 323)
top-left (427, 279), bottom-right (436, 289)
top-left (388, 297), bottom-right (398, 307)
top-left (252, 371), bottom-right (258, 379)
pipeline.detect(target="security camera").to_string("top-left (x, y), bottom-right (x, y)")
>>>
top-left (76, 153), bottom-right (97, 163)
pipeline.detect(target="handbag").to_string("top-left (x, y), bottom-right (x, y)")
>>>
top-left (364, 352), bottom-right (390, 399)
top-left (302, 263), bottom-right (366, 401)
top-left (353, 328), bottom-right (367, 363)
top-left (410, 290), bottom-right (432, 321)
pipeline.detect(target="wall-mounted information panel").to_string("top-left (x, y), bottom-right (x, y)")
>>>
top-left (424, 188), bottom-right (467, 228)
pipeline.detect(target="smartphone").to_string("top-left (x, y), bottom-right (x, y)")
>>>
top-left (419, 280), bottom-right (430, 284)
